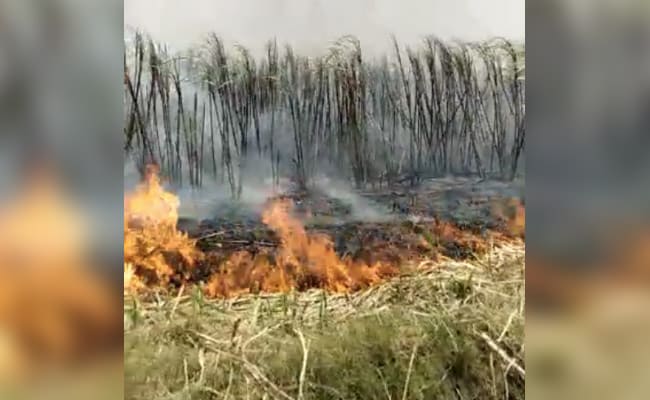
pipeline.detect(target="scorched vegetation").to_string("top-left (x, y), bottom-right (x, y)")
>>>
top-left (124, 33), bottom-right (525, 400)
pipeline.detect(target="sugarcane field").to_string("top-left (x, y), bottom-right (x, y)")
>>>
top-left (123, 29), bottom-right (525, 400)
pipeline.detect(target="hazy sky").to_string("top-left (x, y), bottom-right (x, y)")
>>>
top-left (125, 0), bottom-right (524, 55)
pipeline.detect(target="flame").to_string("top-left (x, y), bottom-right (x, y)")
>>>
top-left (0, 166), bottom-right (120, 381)
top-left (123, 166), bottom-right (400, 299)
top-left (126, 166), bottom-right (526, 299)
top-left (124, 165), bottom-right (203, 292)
top-left (206, 199), bottom-right (398, 297)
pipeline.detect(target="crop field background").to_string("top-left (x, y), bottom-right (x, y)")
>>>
top-left (124, 33), bottom-right (525, 193)
top-left (123, 33), bottom-right (525, 400)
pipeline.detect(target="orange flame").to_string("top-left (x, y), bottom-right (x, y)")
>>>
top-left (206, 199), bottom-right (398, 297)
top-left (124, 165), bottom-right (202, 292)
top-left (126, 166), bottom-right (526, 299)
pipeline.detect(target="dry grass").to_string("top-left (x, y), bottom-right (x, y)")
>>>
top-left (124, 243), bottom-right (524, 400)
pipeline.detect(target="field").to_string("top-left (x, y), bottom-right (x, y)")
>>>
top-left (124, 33), bottom-right (525, 400)
top-left (125, 243), bottom-right (523, 400)
top-left (124, 175), bottom-right (525, 400)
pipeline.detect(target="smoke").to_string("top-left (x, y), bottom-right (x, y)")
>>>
top-left (124, 154), bottom-right (290, 221)
top-left (174, 179), bottom-right (281, 221)
top-left (124, 0), bottom-right (524, 55)
top-left (312, 176), bottom-right (392, 222)
top-left (124, 0), bottom-right (526, 223)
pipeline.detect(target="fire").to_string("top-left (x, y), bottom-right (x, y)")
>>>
top-left (0, 166), bottom-right (121, 381)
top-left (206, 199), bottom-right (398, 297)
top-left (125, 166), bottom-right (526, 299)
top-left (124, 165), bottom-right (202, 292)
top-left (123, 166), bottom-right (399, 298)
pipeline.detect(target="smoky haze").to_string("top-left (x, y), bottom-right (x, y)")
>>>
top-left (125, 0), bottom-right (524, 55)
top-left (124, 0), bottom-right (525, 223)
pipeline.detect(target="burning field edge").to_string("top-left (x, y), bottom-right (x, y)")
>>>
top-left (124, 166), bottom-right (525, 300)
top-left (124, 242), bottom-right (524, 400)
